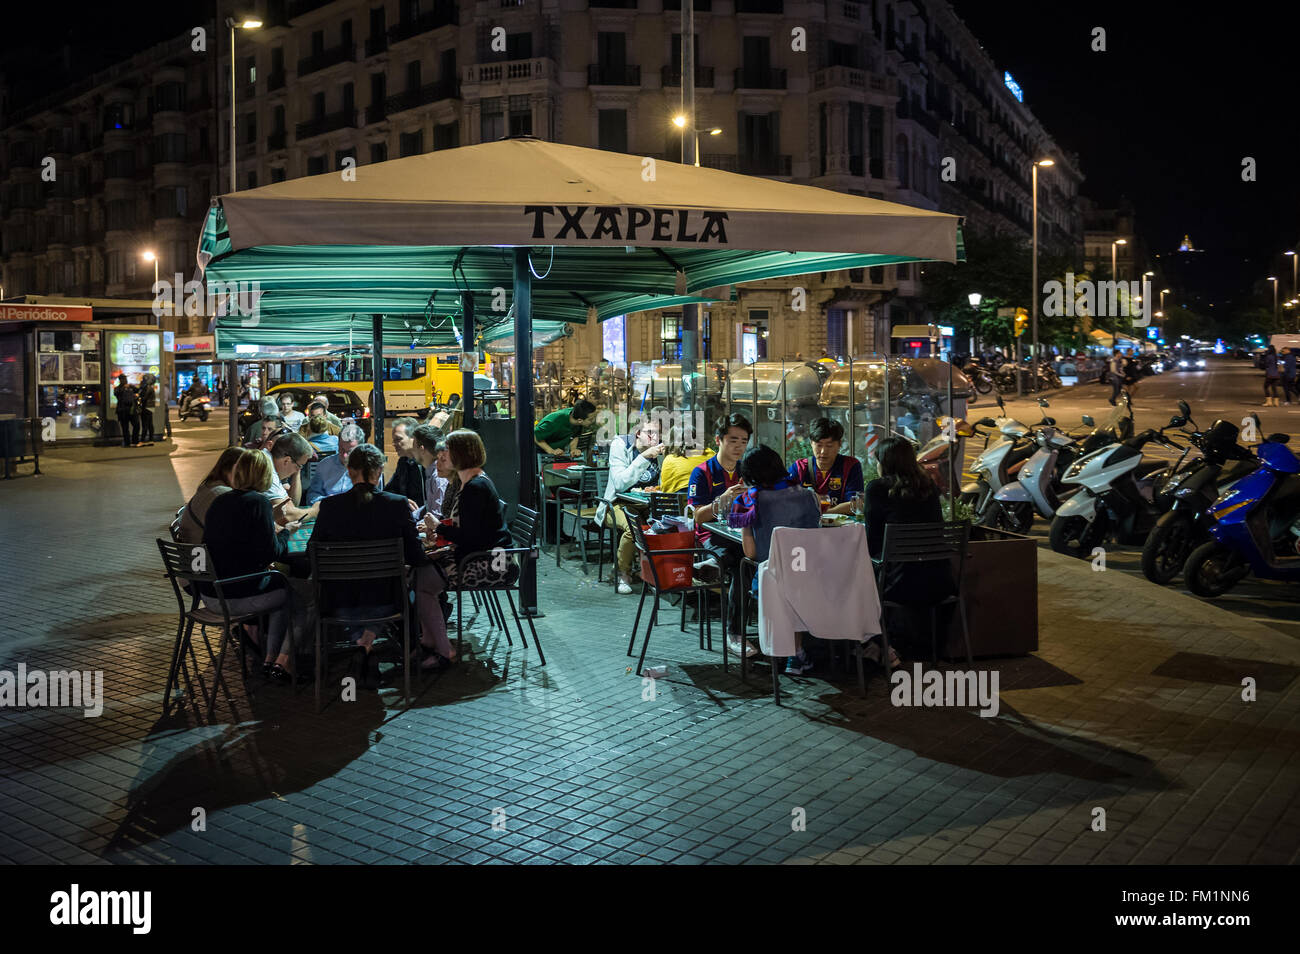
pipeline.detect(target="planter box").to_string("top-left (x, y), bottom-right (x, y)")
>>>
top-left (941, 524), bottom-right (1038, 658)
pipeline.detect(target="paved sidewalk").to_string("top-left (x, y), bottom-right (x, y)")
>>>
top-left (0, 444), bottom-right (1297, 864)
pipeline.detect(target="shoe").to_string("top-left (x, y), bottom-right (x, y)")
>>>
top-left (692, 558), bottom-right (722, 584)
top-left (261, 661), bottom-right (274, 678)
top-left (727, 635), bottom-right (758, 658)
top-left (784, 651), bottom-right (812, 675)
top-left (268, 663), bottom-right (293, 685)
top-left (617, 579), bottom-right (633, 595)
top-left (860, 640), bottom-right (882, 665)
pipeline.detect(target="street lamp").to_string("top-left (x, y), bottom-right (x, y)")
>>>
top-left (671, 114), bottom-right (721, 167)
top-left (967, 292), bottom-right (982, 357)
top-left (1286, 250), bottom-right (1297, 303)
top-left (1030, 158), bottom-right (1054, 392)
top-left (1111, 238), bottom-right (1127, 284)
top-left (141, 249), bottom-right (159, 287)
top-left (227, 16), bottom-right (262, 194)
top-left (1268, 276), bottom-right (1279, 326)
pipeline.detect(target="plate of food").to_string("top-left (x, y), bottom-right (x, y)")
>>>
top-left (820, 513), bottom-right (853, 527)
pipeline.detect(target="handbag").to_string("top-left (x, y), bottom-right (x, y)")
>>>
top-left (640, 528), bottom-right (695, 589)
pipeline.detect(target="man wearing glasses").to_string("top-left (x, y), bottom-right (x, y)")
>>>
top-left (263, 431), bottom-right (320, 525)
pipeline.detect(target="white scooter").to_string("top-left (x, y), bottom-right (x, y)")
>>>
top-left (1049, 409), bottom-right (1189, 557)
top-left (178, 393), bottom-right (211, 422)
top-left (961, 397), bottom-right (1037, 524)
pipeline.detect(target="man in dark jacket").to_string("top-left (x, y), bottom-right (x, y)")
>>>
top-left (385, 418), bottom-right (426, 512)
top-left (307, 444), bottom-right (427, 652)
top-left (114, 374), bottom-right (140, 447)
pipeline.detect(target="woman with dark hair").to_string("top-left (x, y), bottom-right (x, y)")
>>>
top-left (177, 447), bottom-right (247, 543)
top-left (729, 444), bottom-right (821, 673)
top-left (863, 437), bottom-right (953, 665)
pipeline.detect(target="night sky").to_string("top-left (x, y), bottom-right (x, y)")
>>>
top-left (4, 1), bottom-right (1296, 307)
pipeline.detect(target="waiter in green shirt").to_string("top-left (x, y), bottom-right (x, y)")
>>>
top-left (534, 399), bottom-right (597, 456)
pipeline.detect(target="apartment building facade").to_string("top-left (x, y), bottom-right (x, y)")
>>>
top-left (0, 0), bottom-right (1084, 367)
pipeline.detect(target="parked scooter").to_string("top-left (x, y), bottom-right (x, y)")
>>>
top-left (985, 397), bottom-right (1135, 533)
top-left (1139, 413), bottom-right (1259, 584)
top-left (1048, 403), bottom-right (1190, 557)
top-left (178, 393), bottom-right (211, 422)
top-left (962, 361), bottom-right (995, 395)
top-left (1182, 434), bottom-right (1300, 597)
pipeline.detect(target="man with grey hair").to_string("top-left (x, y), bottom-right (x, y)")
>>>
top-left (306, 423), bottom-right (374, 503)
top-left (264, 431), bottom-right (319, 524)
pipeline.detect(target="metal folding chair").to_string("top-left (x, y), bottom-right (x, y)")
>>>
top-left (155, 539), bottom-right (288, 718)
top-left (308, 538), bottom-right (410, 712)
top-left (626, 521), bottom-right (716, 676)
top-left (877, 521), bottom-right (972, 667)
top-left (450, 506), bottom-right (544, 665)
top-left (556, 468), bottom-right (610, 573)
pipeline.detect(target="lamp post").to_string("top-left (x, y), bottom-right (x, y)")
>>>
top-left (142, 250), bottom-right (160, 327)
top-left (226, 17), bottom-right (262, 194)
top-left (672, 115), bottom-right (722, 167)
top-left (1030, 158), bottom-right (1054, 392)
top-left (968, 292), bottom-right (981, 357)
top-left (1286, 250), bottom-right (1297, 302)
top-left (1268, 276), bottom-right (1278, 328)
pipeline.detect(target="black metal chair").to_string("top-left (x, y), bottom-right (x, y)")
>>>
top-left (876, 521), bottom-right (973, 668)
top-left (556, 468), bottom-right (609, 573)
top-left (626, 521), bottom-right (716, 676)
top-left (308, 538), bottom-right (410, 712)
top-left (155, 539), bottom-right (288, 717)
top-left (647, 491), bottom-right (688, 521)
top-left (169, 507), bottom-right (185, 542)
top-left (537, 456), bottom-right (577, 551)
top-left (450, 505), bottom-right (545, 665)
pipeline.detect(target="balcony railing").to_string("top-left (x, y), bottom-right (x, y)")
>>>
top-left (735, 0), bottom-right (783, 11)
top-left (388, 4), bottom-right (459, 44)
top-left (267, 130), bottom-right (287, 151)
top-left (385, 77), bottom-right (459, 115)
top-left (297, 44), bottom-right (356, 78)
top-left (661, 66), bottom-right (715, 87)
top-left (365, 35), bottom-right (388, 57)
top-left (588, 64), bottom-right (640, 86)
top-left (470, 58), bottom-right (551, 83)
top-left (812, 65), bottom-right (866, 91)
top-left (295, 111), bottom-right (355, 140)
top-left (364, 103), bottom-right (387, 125)
top-left (734, 67), bottom-right (787, 90)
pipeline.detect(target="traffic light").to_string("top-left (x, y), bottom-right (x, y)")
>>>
top-left (1014, 307), bottom-right (1028, 337)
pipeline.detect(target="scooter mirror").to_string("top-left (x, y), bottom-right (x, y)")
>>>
top-left (1037, 397), bottom-right (1050, 407)
top-left (976, 417), bottom-right (996, 427)
top-left (1178, 400), bottom-right (1191, 421)
top-left (1043, 416), bottom-right (1056, 426)
top-left (1081, 415), bottom-right (1095, 427)
top-left (1267, 433), bottom-right (1291, 444)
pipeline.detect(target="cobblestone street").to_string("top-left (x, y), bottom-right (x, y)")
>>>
top-left (1, 426), bottom-right (1297, 865)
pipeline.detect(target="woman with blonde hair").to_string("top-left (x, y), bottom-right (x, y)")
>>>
top-left (200, 446), bottom-right (297, 682)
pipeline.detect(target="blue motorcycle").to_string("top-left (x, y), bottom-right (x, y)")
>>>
top-left (1183, 434), bottom-right (1300, 597)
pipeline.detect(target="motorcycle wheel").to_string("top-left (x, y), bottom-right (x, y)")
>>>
top-left (1140, 516), bottom-right (1195, 584)
top-left (1184, 542), bottom-right (1246, 598)
top-left (982, 500), bottom-right (1032, 534)
top-left (199, 409), bottom-right (209, 422)
top-left (975, 378), bottom-right (993, 394)
top-left (1049, 512), bottom-right (1109, 558)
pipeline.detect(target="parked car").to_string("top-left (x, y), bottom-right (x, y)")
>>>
top-left (237, 385), bottom-right (373, 441)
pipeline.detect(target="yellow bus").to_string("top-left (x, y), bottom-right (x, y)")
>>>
top-left (265, 354), bottom-right (487, 415)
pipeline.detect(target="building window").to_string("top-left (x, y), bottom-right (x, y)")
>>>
top-left (307, 155), bottom-right (326, 175)
top-left (406, 60), bottom-right (421, 91)
top-left (271, 166), bottom-right (287, 182)
top-left (247, 171), bottom-right (257, 189)
top-left (369, 142), bottom-right (388, 164)
top-left (153, 186), bottom-right (188, 219)
top-left (598, 109), bottom-right (627, 153)
top-left (481, 97), bottom-right (504, 142)
top-left (827, 308), bottom-right (848, 358)
top-left (399, 130), bottom-right (423, 156)
top-left (243, 111), bottom-right (257, 145)
top-left (106, 251), bottom-right (122, 284)
top-left (661, 314), bottom-right (682, 361)
top-left (868, 105), bottom-right (883, 179)
top-left (433, 122), bottom-right (458, 150)
top-left (151, 133), bottom-right (187, 163)
top-left (896, 133), bottom-right (909, 189)
top-left (508, 96), bottom-right (531, 137)
top-left (335, 148), bottom-right (356, 170)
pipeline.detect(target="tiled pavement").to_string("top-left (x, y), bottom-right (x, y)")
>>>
top-left (1, 436), bottom-right (1298, 865)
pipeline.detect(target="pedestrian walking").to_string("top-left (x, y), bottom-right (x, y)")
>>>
top-left (1108, 349), bottom-right (1125, 405)
top-left (1262, 345), bottom-right (1281, 406)
top-left (113, 374), bottom-right (141, 447)
top-left (161, 378), bottom-right (173, 438)
top-left (1281, 347), bottom-right (1297, 405)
